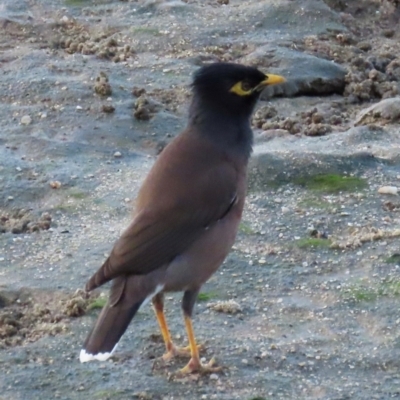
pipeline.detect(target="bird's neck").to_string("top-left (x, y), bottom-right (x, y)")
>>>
top-left (188, 99), bottom-right (253, 160)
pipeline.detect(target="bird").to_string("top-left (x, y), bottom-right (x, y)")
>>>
top-left (79, 62), bottom-right (285, 374)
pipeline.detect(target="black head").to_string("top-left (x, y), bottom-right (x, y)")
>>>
top-left (191, 62), bottom-right (285, 119)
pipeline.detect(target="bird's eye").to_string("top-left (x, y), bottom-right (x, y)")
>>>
top-left (241, 81), bottom-right (252, 92)
top-left (229, 80), bottom-right (253, 96)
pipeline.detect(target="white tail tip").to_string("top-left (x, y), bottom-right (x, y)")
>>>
top-left (79, 343), bottom-right (118, 363)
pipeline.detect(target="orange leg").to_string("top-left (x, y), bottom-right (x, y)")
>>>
top-left (152, 294), bottom-right (199, 362)
top-left (178, 314), bottom-right (221, 375)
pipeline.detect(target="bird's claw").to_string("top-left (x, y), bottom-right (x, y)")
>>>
top-left (162, 343), bottom-right (204, 362)
top-left (175, 356), bottom-right (223, 376)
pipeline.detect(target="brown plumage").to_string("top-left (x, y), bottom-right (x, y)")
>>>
top-left (80, 62), bottom-right (285, 374)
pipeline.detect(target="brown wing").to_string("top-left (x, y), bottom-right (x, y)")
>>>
top-left (86, 132), bottom-right (239, 291)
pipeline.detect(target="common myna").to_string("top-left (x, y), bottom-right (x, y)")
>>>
top-left (79, 62), bottom-right (285, 374)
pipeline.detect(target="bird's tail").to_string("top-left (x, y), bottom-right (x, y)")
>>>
top-left (80, 276), bottom-right (143, 363)
top-left (80, 299), bottom-right (142, 362)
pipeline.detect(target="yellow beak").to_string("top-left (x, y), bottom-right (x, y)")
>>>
top-left (253, 73), bottom-right (285, 92)
top-left (260, 73), bottom-right (286, 86)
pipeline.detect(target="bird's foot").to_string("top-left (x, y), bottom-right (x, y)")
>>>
top-left (162, 343), bottom-right (204, 362)
top-left (176, 356), bottom-right (222, 375)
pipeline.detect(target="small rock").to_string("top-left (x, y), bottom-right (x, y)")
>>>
top-left (113, 151), bottom-right (122, 158)
top-left (336, 33), bottom-right (354, 45)
top-left (378, 186), bottom-right (398, 195)
top-left (368, 69), bottom-right (386, 82)
top-left (49, 181), bottom-right (62, 189)
top-left (209, 373), bottom-right (219, 381)
top-left (20, 115), bottom-right (32, 125)
top-left (357, 41), bottom-right (372, 51)
top-left (102, 104), bottom-right (115, 113)
top-left (207, 300), bottom-right (242, 314)
top-left (133, 392), bottom-right (152, 400)
top-left (355, 98), bottom-right (400, 125)
top-left (383, 29), bottom-right (395, 38)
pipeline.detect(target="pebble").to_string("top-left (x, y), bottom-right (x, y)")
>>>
top-left (20, 115), bottom-right (32, 125)
top-left (209, 373), bottom-right (219, 381)
top-left (49, 181), bottom-right (62, 189)
top-left (102, 104), bottom-right (115, 113)
top-left (378, 186), bottom-right (398, 195)
top-left (113, 151), bottom-right (122, 158)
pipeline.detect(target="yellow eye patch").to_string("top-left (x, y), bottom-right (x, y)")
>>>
top-left (229, 81), bottom-right (253, 96)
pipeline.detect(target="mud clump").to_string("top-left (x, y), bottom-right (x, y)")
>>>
top-left (0, 209), bottom-right (51, 234)
top-left (253, 106), bottom-right (343, 137)
top-left (61, 290), bottom-right (90, 317)
top-left (0, 290), bottom-right (99, 348)
top-left (132, 86), bottom-right (190, 116)
top-left (147, 87), bottom-right (191, 113)
top-left (0, 292), bottom-right (66, 348)
top-left (344, 62), bottom-right (399, 102)
top-left (133, 95), bottom-right (162, 121)
top-left (252, 105), bottom-right (278, 127)
top-left (94, 72), bottom-right (112, 97)
top-left (132, 87), bottom-right (146, 98)
top-left (55, 18), bottom-right (134, 62)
